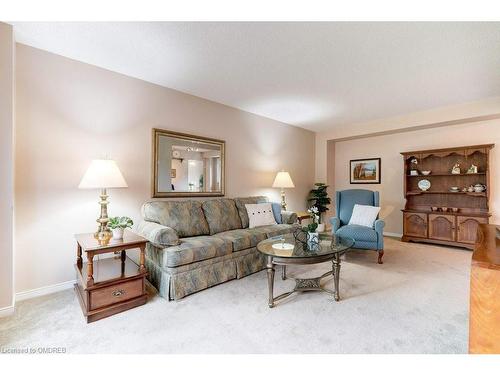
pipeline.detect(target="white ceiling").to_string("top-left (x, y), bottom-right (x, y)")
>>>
top-left (11, 22), bottom-right (500, 132)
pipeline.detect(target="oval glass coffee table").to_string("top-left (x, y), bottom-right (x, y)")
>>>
top-left (257, 233), bottom-right (354, 308)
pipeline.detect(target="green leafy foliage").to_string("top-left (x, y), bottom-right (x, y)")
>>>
top-left (306, 222), bottom-right (318, 233)
top-left (307, 183), bottom-right (331, 223)
top-left (108, 216), bottom-right (134, 229)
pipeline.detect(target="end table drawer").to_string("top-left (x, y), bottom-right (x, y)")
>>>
top-left (89, 279), bottom-right (143, 310)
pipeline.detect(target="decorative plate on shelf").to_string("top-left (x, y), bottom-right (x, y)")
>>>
top-left (418, 179), bottom-right (431, 191)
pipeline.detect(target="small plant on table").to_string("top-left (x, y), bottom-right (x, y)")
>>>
top-left (108, 216), bottom-right (134, 240)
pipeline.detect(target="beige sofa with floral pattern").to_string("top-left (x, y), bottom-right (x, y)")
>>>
top-left (137, 196), bottom-right (298, 300)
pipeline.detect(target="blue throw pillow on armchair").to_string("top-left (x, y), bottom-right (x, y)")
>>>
top-left (271, 202), bottom-right (282, 224)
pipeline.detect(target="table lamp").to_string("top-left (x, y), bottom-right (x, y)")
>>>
top-left (272, 170), bottom-right (295, 210)
top-left (79, 159), bottom-right (128, 240)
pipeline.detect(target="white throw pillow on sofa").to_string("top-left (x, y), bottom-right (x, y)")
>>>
top-left (246, 203), bottom-right (277, 228)
top-left (348, 204), bottom-right (381, 228)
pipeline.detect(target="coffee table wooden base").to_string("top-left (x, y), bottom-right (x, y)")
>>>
top-left (266, 253), bottom-right (342, 308)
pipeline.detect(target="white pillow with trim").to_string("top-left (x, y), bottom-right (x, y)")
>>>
top-left (246, 203), bottom-right (277, 228)
top-left (348, 204), bottom-right (380, 228)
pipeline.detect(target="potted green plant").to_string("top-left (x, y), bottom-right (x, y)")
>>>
top-left (108, 216), bottom-right (134, 240)
top-left (307, 183), bottom-right (331, 232)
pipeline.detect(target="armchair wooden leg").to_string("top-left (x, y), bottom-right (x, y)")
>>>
top-left (377, 250), bottom-right (384, 264)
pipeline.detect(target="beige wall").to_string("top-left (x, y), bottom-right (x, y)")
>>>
top-left (15, 44), bottom-right (315, 294)
top-left (0, 23), bottom-right (15, 311)
top-left (326, 120), bottom-right (500, 235)
top-left (315, 97), bottom-right (500, 182)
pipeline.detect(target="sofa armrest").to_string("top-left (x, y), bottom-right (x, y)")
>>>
top-left (330, 217), bottom-right (340, 233)
top-left (281, 211), bottom-right (298, 224)
top-left (137, 221), bottom-right (179, 247)
top-left (374, 219), bottom-right (385, 250)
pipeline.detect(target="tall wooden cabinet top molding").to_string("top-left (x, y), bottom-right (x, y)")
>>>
top-left (401, 144), bottom-right (494, 249)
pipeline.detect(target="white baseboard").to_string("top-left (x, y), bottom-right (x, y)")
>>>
top-left (384, 231), bottom-right (403, 238)
top-left (16, 279), bottom-right (76, 302)
top-left (0, 305), bottom-right (15, 318)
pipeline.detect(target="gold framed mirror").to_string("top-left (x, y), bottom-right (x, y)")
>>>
top-left (152, 128), bottom-right (225, 198)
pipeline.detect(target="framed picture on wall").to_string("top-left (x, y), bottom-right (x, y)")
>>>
top-left (350, 158), bottom-right (381, 184)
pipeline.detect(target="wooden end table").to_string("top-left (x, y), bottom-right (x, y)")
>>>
top-left (296, 211), bottom-right (311, 225)
top-left (74, 230), bottom-right (148, 323)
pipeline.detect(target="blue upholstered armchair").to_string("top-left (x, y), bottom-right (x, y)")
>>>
top-left (330, 189), bottom-right (385, 264)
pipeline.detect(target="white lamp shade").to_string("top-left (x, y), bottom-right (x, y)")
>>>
top-left (78, 159), bottom-right (128, 189)
top-left (272, 171), bottom-right (295, 188)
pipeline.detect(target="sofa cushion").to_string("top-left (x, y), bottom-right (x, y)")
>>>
top-left (234, 196), bottom-right (268, 228)
top-left (214, 229), bottom-right (266, 252)
top-left (141, 200), bottom-right (209, 237)
top-left (247, 224), bottom-right (297, 239)
top-left (349, 204), bottom-right (380, 228)
top-left (271, 202), bottom-right (283, 224)
top-left (202, 199), bottom-right (242, 235)
top-left (246, 203), bottom-right (277, 228)
top-left (336, 224), bottom-right (377, 243)
top-left (157, 236), bottom-right (233, 268)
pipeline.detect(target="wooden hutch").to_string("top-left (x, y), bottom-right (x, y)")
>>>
top-left (401, 144), bottom-right (494, 249)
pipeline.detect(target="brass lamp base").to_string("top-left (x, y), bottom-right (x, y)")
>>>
top-left (94, 188), bottom-right (112, 243)
top-left (280, 189), bottom-right (287, 211)
top-left (94, 229), bottom-right (112, 239)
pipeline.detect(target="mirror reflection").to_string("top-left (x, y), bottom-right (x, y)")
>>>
top-left (153, 129), bottom-right (225, 197)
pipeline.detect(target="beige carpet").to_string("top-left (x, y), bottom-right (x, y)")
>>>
top-left (0, 237), bottom-right (471, 353)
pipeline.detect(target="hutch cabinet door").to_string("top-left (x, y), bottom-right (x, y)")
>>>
top-left (457, 216), bottom-right (488, 244)
top-left (429, 214), bottom-right (456, 242)
top-left (403, 212), bottom-right (428, 238)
